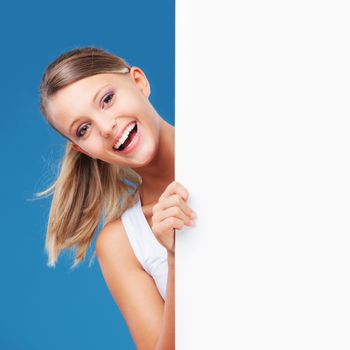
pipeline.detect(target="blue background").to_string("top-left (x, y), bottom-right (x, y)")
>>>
top-left (0, 1), bottom-right (174, 349)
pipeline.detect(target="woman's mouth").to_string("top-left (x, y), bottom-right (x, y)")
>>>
top-left (112, 122), bottom-right (140, 154)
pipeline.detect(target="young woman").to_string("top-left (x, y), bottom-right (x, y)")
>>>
top-left (37, 47), bottom-right (196, 350)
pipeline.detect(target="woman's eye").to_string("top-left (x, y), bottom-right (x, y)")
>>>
top-left (76, 123), bottom-right (91, 138)
top-left (102, 92), bottom-right (114, 107)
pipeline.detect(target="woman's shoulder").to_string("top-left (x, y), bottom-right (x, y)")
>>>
top-left (95, 218), bottom-right (142, 270)
top-left (96, 219), bottom-right (122, 246)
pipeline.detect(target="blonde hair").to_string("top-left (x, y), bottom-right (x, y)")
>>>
top-left (37, 47), bottom-right (142, 268)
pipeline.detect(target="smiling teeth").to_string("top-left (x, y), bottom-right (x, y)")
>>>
top-left (113, 122), bottom-right (137, 150)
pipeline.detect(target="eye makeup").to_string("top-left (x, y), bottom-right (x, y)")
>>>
top-left (101, 90), bottom-right (115, 108)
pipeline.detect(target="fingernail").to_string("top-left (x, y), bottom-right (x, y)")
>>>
top-left (190, 211), bottom-right (196, 218)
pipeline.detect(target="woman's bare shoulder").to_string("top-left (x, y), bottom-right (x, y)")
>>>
top-left (96, 219), bottom-right (140, 267)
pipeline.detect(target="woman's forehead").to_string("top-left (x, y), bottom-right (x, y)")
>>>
top-left (61, 73), bottom-right (128, 94)
top-left (50, 73), bottom-right (128, 108)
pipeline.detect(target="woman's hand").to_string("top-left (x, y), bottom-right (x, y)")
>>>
top-left (151, 181), bottom-right (196, 254)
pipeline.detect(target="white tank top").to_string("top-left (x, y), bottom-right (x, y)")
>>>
top-left (120, 194), bottom-right (168, 300)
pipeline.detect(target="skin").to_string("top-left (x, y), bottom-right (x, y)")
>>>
top-left (46, 67), bottom-right (196, 349)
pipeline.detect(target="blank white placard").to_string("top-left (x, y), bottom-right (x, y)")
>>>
top-left (175, 1), bottom-right (350, 349)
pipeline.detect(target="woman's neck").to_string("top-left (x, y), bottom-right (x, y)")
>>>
top-left (134, 117), bottom-right (175, 207)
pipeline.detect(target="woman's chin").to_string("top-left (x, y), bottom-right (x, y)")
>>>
top-left (128, 151), bottom-right (156, 169)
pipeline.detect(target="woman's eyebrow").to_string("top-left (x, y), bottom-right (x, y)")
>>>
top-left (68, 83), bottom-right (111, 136)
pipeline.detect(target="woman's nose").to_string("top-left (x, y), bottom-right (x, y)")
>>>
top-left (98, 118), bottom-right (117, 138)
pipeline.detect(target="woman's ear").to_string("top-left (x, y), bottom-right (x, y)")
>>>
top-left (130, 66), bottom-right (151, 98)
top-left (71, 143), bottom-right (96, 159)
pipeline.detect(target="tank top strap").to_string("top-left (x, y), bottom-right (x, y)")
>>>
top-left (134, 194), bottom-right (169, 300)
top-left (120, 195), bottom-right (150, 273)
top-left (120, 194), bottom-right (168, 299)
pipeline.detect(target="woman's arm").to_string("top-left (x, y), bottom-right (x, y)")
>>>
top-left (96, 220), bottom-right (167, 350)
top-left (154, 251), bottom-right (175, 350)
top-left (97, 182), bottom-right (192, 349)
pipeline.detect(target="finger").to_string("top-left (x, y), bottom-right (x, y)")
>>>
top-left (153, 206), bottom-right (192, 226)
top-left (153, 194), bottom-right (193, 217)
top-left (159, 181), bottom-right (190, 202)
top-left (154, 217), bottom-right (186, 234)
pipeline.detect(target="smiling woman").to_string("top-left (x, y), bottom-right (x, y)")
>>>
top-left (36, 47), bottom-right (196, 350)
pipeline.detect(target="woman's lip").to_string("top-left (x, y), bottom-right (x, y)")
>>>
top-left (112, 121), bottom-right (136, 148)
top-left (114, 123), bottom-right (141, 155)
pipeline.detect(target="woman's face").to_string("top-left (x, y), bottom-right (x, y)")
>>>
top-left (47, 68), bottom-right (160, 168)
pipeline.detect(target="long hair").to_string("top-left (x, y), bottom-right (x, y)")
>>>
top-left (37, 47), bottom-right (142, 268)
